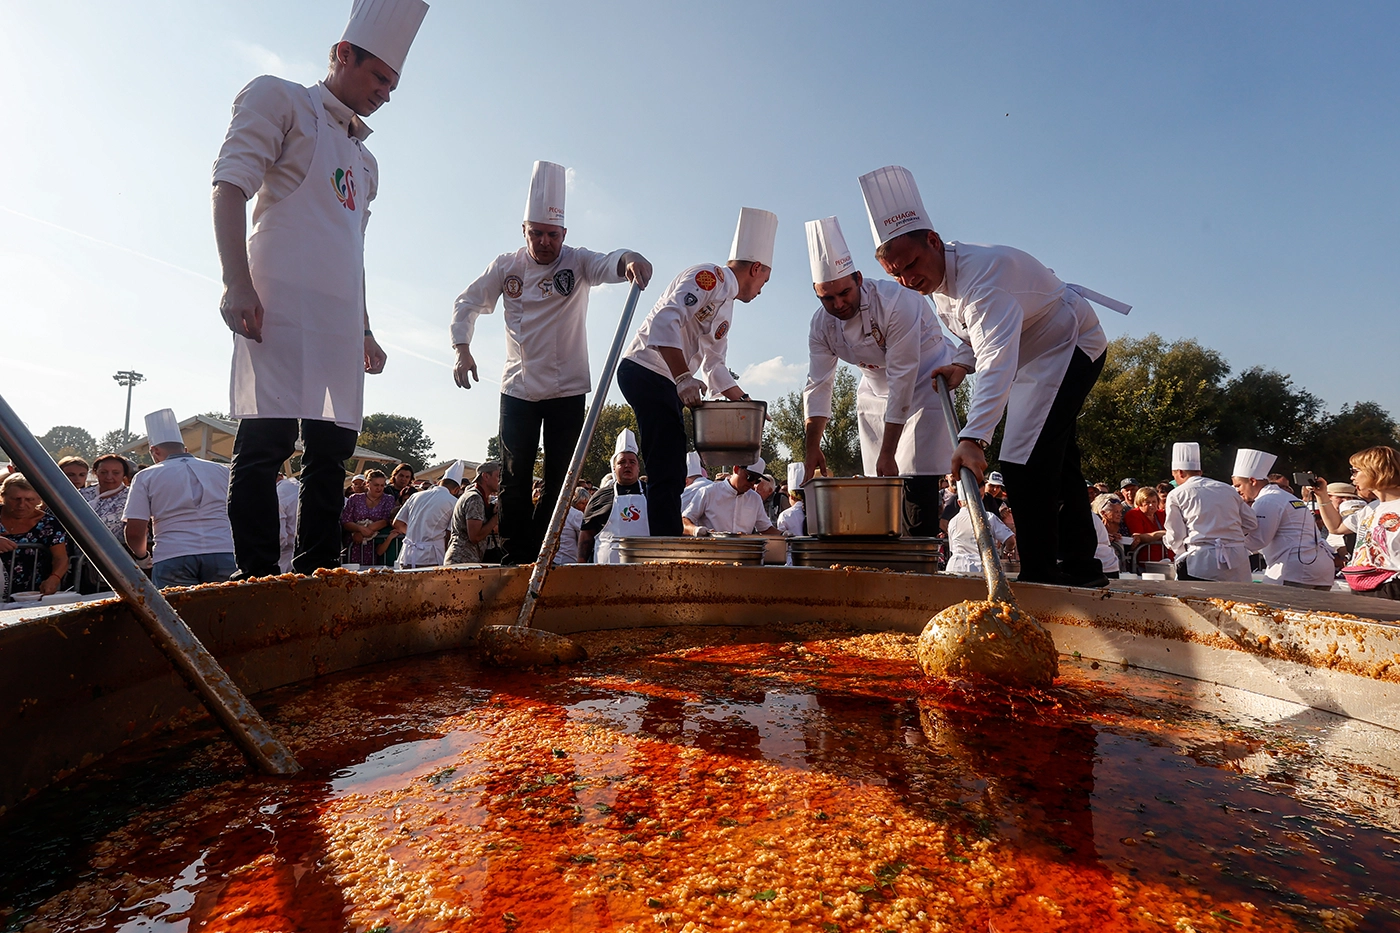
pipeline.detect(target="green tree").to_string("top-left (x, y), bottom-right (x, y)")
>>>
top-left (38, 425), bottom-right (97, 461)
top-left (95, 429), bottom-right (130, 454)
top-left (1298, 402), bottom-right (1400, 482)
top-left (1077, 334), bottom-right (1231, 484)
top-left (1209, 367), bottom-right (1322, 478)
top-left (768, 365), bottom-right (862, 476)
top-left (357, 413), bottom-right (433, 472)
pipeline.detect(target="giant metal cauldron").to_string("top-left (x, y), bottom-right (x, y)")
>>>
top-left (4, 564), bottom-right (1400, 811)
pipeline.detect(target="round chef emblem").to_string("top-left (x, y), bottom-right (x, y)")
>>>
top-left (553, 269), bottom-right (576, 296)
top-left (504, 275), bottom-right (523, 299)
top-left (695, 270), bottom-right (717, 291)
top-left (714, 266), bottom-right (725, 284)
top-left (715, 320), bottom-right (730, 340)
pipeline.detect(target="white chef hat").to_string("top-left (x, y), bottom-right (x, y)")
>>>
top-left (443, 460), bottom-right (466, 485)
top-left (805, 216), bottom-right (855, 284)
top-left (1232, 448), bottom-right (1277, 480)
top-left (686, 450), bottom-right (704, 478)
top-left (742, 456), bottom-right (766, 478)
top-left (859, 165), bottom-right (933, 247)
top-left (729, 207), bottom-right (779, 268)
top-left (614, 429), bottom-right (638, 460)
top-left (1171, 442), bottom-right (1201, 471)
top-left (144, 409), bottom-right (183, 447)
top-left (787, 462), bottom-right (805, 490)
top-left (523, 160), bottom-right (566, 226)
top-left (339, 0), bottom-right (429, 76)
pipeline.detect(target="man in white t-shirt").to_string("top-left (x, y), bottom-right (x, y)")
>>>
top-left (123, 409), bottom-right (237, 588)
top-left (451, 161), bottom-right (651, 564)
top-left (683, 458), bottom-right (781, 537)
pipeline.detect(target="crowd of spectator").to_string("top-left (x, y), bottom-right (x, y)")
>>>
top-left (4, 430), bottom-right (1398, 604)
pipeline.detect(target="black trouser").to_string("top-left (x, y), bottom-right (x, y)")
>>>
top-left (618, 359), bottom-right (686, 536)
top-left (903, 476), bottom-right (943, 538)
top-left (229, 418), bottom-right (357, 577)
top-left (998, 348), bottom-right (1106, 583)
top-left (498, 393), bottom-right (586, 564)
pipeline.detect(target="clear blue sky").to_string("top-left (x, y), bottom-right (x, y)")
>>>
top-left (4, 2), bottom-right (1397, 464)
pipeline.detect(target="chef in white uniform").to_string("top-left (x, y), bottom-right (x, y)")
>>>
top-left (776, 462), bottom-right (807, 537)
top-left (392, 460), bottom-right (464, 568)
top-left (945, 489), bottom-right (1016, 575)
top-left (213, 0), bottom-right (428, 580)
top-left (619, 208), bottom-right (778, 538)
top-left (683, 458), bottom-right (781, 538)
top-left (451, 161), bottom-right (652, 564)
top-left (1231, 448), bottom-right (1336, 589)
top-left (1163, 442), bottom-right (1263, 582)
top-left (862, 165), bottom-right (1131, 586)
top-left (801, 215), bottom-right (954, 536)
top-left (680, 451), bottom-right (713, 513)
top-left (579, 431), bottom-right (650, 564)
top-left (123, 410), bottom-right (237, 588)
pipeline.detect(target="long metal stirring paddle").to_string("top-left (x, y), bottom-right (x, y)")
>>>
top-left (484, 282), bottom-right (642, 659)
top-left (0, 391), bottom-right (300, 774)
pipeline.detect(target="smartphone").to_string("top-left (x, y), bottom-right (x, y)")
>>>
top-left (1293, 471), bottom-right (1316, 489)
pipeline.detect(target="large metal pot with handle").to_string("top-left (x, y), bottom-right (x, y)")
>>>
top-left (691, 398), bottom-right (767, 469)
top-left (806, 476), bottom-right (905, 537)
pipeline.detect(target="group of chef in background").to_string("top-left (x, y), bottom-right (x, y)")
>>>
top-left (16, 0), bottom-right (1380, 599)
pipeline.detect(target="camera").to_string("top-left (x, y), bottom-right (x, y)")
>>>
top-left (1293, 471), bottom-right (1316, 490)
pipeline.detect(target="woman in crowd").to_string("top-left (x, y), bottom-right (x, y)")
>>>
top-left (1317, 446), bottom-right (1400, 600)
top-left (390, 463), bottom-right (416, 506)
top-left (0, 474), bottom-right (70, 596)
top-left (341, 469), bottom-right (399, 566)
top-left (1091, 493), bottom-right (1131, 578)
top-left (58, 456), bottom-right (90, 489)
top-left (81, 455), bottom-right (133, 539)
top-left (1123, 487), bottom-right (1170, 564)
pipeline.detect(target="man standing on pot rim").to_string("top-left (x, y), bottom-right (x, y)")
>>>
top-left (213, 0), bottom-right (429, 579)
top-left (618, 207), bottom-right (778, 538)
top-left (861, 165), bottom-right (1131, 586)
top-left (452, 161), bottom-right (653, 564)
top-left (800, 215), bottom-right (954, 536)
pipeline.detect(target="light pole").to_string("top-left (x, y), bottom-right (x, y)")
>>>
top-left (112, 370), bottom-right (146, 442)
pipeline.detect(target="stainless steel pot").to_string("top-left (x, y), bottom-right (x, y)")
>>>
top-left (616, 535), bottom-right (766, 566)
top-left (691, 399), bottom-right (767, 469)
top-left (789, 535), bottom-right (942, 574)
top-left (806, 476), bottom-right (905, 537)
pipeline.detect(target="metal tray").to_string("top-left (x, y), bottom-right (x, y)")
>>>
top-left (616, 535), bottom-right (767, 566)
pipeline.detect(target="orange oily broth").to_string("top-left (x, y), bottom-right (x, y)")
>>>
top-left (2, 626), bottom-right (1399, 932)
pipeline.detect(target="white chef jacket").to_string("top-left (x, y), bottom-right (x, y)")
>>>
top-left (683, 478), bottom-right (773, 534)
top-left (804, 278), bottom-right (953, 475)
top-left (1252, 483), bottom-right (1335, 587)
top-left (929, 243), bottom-right (1108, 464)
top-left (123, 454), bottom-right (235, 563)
top-left (946, 507), bottom-right (1014, 575)
top-left (276, 477), bottom-right (299, 572)
top-left (776, 501), bottom-right (806, 537)
top-left (554, 505), bottom-right (584, 565)
top-left (1162, 476), bottom-right (1262, 582)
top-left (624, 264), bottom-right (740, 395)
top-left (395, 484), bottom-right (457, 568)
top-left (680, 476), bottom-right (714, 513)
top-left (213, 78), bottom-right (377, 227)
top-left (451, 245), bottom-right (628, 401)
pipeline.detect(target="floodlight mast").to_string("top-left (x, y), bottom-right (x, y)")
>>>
top-left (112, 370), bottom-right (146, 441)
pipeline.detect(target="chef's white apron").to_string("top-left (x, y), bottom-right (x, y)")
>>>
top-left (232, 87), bottom-right (368, 432)
top-left (835, 311), bottom-right (951, 476)
top-left (595, 490), bottom-right (650, 564)
top-left (1182, 541), bottom-right (1252, 583)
